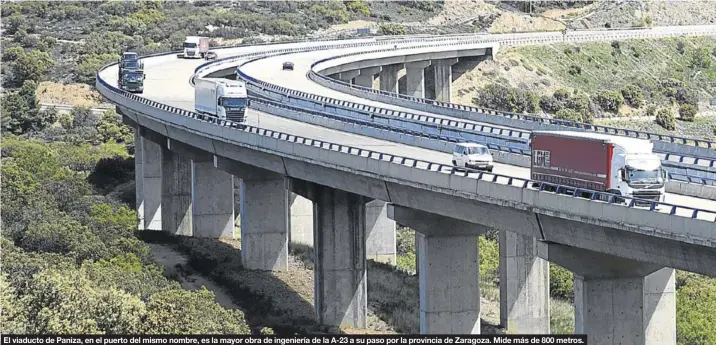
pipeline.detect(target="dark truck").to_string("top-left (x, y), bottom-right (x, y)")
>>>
top-left (118, 60), bottom-right (145, 94)
top-left (529, 130), bottom-right (667, 204)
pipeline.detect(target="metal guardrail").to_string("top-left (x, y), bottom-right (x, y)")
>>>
top-left (96, 61), bottom-right (716, 222)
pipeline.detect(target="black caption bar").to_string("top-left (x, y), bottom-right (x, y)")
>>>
top-left (2, 335), bottom-right (586, 345)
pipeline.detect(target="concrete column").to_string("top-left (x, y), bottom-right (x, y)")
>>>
top-left (354, 66), bottom-right (381, 88)
top-left (405, 61), bottom-right (431, 98)
top-left (161, 146), bottom-right (192, 236)
top-left (388, 204), bottom-right (486, 334)
top-left (240, 177), bottom-right (289, 271)
top-left (545, 245), bottom-right (676, 345)
top-left (433, 58), bottom-right (458, 102)
top-left (141, 136), bottom-right (162, 231)
top-left (499, 231), bottom-right (550, 334)
top-left (379, 63), bottom-right (403, 93)
top-left (365, 200), bottom-right (396, 265)
top-left (289, 192), bottom-right (313, 247)
top-left (215, 156), bottom-right (290, 271)
top-left (338, 70), bottom-right (360, 84)
top-left (643, 268), bottom-right (677, 344)
top-left (134, 129), bottom-right (144, 230)
top-left (190, 157), bottom-right (234, 239)
top-left (312, 185), bottom-right (368, 328)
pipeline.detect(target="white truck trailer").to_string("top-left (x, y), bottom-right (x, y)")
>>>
top-left (194, 78), bottom-right (248, 123)
top-left (179, 36), bottom-right (209, 59)
top-left (529, 131), bottom-right (668, 204)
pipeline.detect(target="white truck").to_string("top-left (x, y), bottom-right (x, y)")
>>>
top-left (529, 131), bottom-right (668, 204)
top-left (179, 36), bottom-right (209, 59)
top-left (194, 77), bottom-right (248, 123)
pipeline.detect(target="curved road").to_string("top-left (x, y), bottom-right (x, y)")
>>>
top-left (99, 26), bottom-right (716, 221)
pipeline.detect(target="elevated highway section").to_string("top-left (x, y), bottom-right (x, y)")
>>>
top-left (97, 28), bottom-right (716, 342)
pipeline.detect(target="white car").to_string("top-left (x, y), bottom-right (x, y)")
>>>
top-left (452, 143), bottom-right (494, 172)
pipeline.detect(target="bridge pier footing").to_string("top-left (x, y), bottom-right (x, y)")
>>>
top-left (161, 146), bottom-right (192, 236)
top-left (499, 231), bottom-right (550, 334)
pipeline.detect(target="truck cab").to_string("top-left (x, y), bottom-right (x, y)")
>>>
top-left (452, 143), bottom-right (494, 172)
top-left (181, 36), bottom-right (209, 59)
top-left (615, 152), bottom-right (669, 203)
top-left (118, 69), bottom-right (145, 93)
top-left (194, 78), bottom-right (248, 123)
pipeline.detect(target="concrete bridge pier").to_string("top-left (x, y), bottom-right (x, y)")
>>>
top-left (546, 245), bottom-right (676, 345)
top-left (379, 63), bottom-right (403, 93)
top-left (134, 129), bottom-right (145, 230)
top-left (405, 61), bottom-right (432, 98)
top-left (354, 67), bottom-right (381, 88)
top-left (190, 156), bottom-right (234, 239)
top-left (432, 58), bottom-right (458, 102)
top-left (215, 156), bottom-right (289, 271)
top-left (338, 70), bottom-right (360, 84)
top-left (366, 200), bottom-right (397, 265)
top-left (388, 204), bottom-right (484, 334)
top-left (289, 193), bottom-right (314, 247)
top-left (499, 231), bottom-right (550, 334)
top-left (291, 180), bottom-right (368, 329)
top-left (138, 131), bottom-right (163, 231)
top-left (161, 142), bottom-right (192, 236)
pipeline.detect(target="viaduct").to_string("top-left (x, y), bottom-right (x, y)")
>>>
top-left (97, 25), bottom-right (716, 344)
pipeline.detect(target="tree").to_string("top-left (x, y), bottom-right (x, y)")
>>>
top-left (690, 48), bottom-right (712, 69)
top-left (594, 90), bottom-right (624, 113)
top-left (96, 110), bottom-right (133, 143)
top-left (0, 274), bottom-right (27, 334)
top-left (676, 275), bottom-right (716, 345)
top-left (679, 104), bottom-right (697, 122)
top-left (621, 84), bottom-right (644, 108)
top-left (10, 49), bottom-right (55, 85)
top-left (656, 108), bottom-right (676, 130)
top-left (5, 14), bottom-right (26, 34)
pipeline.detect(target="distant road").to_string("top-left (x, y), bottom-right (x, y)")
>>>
top-left (39, 103), bottom-right (113, 116)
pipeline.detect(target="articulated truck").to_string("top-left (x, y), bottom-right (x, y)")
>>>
top-left (529, 131), bottom-right (668, 204)
top-left (194, 77), bottom-right (248, 123)
top-left (179, 36), bottom-right (209, 59)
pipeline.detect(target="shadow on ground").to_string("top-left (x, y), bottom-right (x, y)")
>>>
top-left (138, 231), bottom-right (346, 335)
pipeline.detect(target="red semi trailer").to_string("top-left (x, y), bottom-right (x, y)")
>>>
top-left (529, 131), bottom-right (668, 203)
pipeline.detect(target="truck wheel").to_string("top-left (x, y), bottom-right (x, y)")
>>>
top-left (452, 160), bottom-right (457, 166)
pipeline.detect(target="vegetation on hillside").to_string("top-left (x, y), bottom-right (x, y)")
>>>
top-left (467, 36), bottom-right (715, 136)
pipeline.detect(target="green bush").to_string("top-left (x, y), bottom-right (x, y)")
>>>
top-left (474, 84), bottom-right (539, 114)
top-left (656, 108), bottom-right (676, 130)
top-left (645, 104), bottom-right (658, 117)
top-left (676, 274), bottom-right (716, 345)
top-left (379, 23), bottom-right (407, 36)
top-left (621, 84), bottom-right (644, 107)
top-left (553, 108), bottom-right (581, 122)
top-left (345, 1), bottom-right (371, 17)
top-left (679, 104), bottom-right (698, 122)
top-left (549, 264), bottom-right (574, 300)
top-left (594, 90), bottom-right (624, 113)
